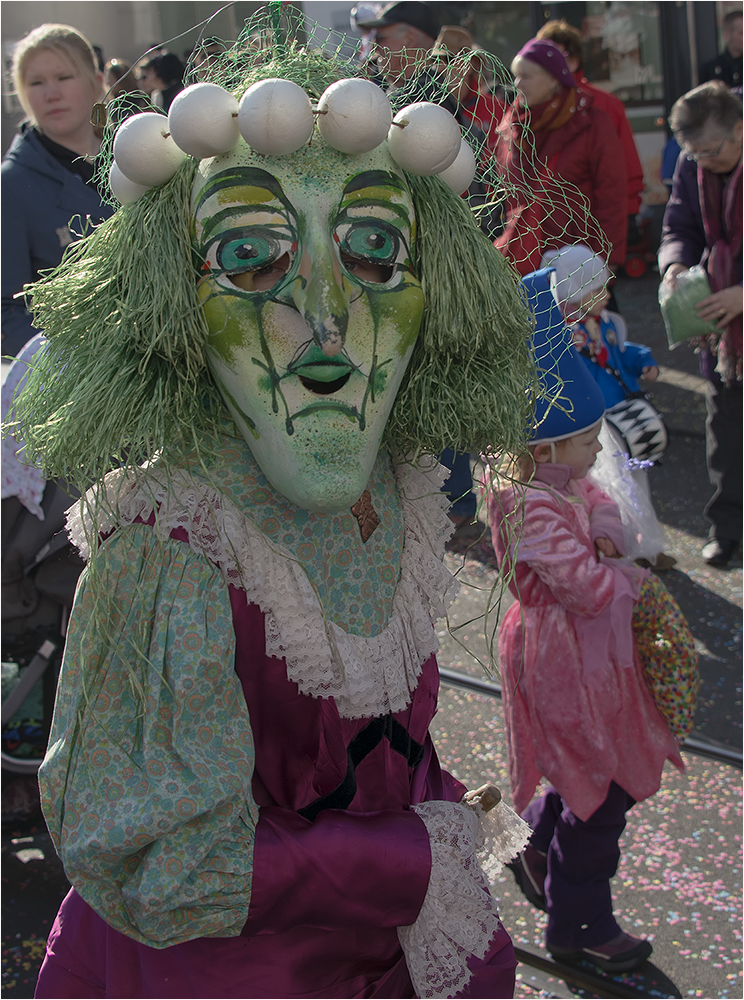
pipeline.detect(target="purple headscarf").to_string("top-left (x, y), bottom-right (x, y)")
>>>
top-left (514, 38), bottom-right (574, 88)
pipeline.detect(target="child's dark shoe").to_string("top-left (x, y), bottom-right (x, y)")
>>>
top-left (548, 931), bottom-right (653, 972)
top-left (636, 552), bottom-right (677, 572)
top-left (506, 844), bottom-right (547, 911)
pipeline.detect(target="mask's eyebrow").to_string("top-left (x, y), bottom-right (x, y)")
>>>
top-left (197, 201), bottom-right (292, 246)
top-left (195, 167), bottom-right (290, 213)
top-left (193, 167), bottom-right (293, 232)
top-left (343, 170), bottom-right (407, 197)
top-left (339, 170), bottom-right (413, 225)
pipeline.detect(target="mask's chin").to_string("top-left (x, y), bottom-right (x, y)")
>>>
top-left (225, 400), bottom-right (387, 514)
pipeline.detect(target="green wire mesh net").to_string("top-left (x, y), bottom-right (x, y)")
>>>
top-left (11, 2), bottom-right (613, 496)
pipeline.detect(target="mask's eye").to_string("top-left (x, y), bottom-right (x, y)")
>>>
top-left (218, 233), bottom-right (279, 272)
top-left (343, 223), bottom-right (398, 263)
top-left (204, 227), bottom-right (296, 292)
top-left (337, 221), bottom-right (401, 284)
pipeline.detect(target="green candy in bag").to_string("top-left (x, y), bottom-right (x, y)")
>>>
top-left (658, 266), bottom-right (719, 349)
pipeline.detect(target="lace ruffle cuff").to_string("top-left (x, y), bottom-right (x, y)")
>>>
top-left (398, 799), bottom-right (525, 998)
top-left (473, 798), bottom-right (531, 885)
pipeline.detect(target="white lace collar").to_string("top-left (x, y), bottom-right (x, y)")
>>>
top-left (68, 459), bottom-right (458, 719)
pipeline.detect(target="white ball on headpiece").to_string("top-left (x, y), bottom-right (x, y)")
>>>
top-left (238, 78), bottom-right (314, 155)
top-left (316, 78), bottom-right (392, 154)
top-left (108, 162), bottom-right (151, 204)
top-left (437, 139), bottom-right (476, 194)
top-left (387, 103), bottom-right (461, 176)
top-left (168, 82), bottom-right (239, 159)
top-left (113, 112), bottom-right (187, 187)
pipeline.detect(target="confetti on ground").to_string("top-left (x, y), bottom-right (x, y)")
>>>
top-left (1, 934), bottom-right (48, 995)
top-left (432, 688), bottom-right (742, 1000)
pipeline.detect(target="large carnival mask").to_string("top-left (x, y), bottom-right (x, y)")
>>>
top-left (191, 140), bottom-right (425, 512)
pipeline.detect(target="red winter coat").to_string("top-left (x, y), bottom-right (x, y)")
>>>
top-left (575, 72), bottom-right (645, 215)
top-left (492, 88), bottom-right (628, 275)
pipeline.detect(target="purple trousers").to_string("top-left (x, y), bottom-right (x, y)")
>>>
top-left (522, 782), bottom-right (635, 950)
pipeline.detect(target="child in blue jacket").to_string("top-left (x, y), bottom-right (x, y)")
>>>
top-left (542, 245), bottom-right (660, 404)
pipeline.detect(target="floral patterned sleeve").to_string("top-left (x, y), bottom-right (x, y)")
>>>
top-left (39, 524), bottom-right (259, 949)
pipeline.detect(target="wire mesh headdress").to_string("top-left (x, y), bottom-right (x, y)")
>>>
top-left (12, 2), bottom-right (609, 491)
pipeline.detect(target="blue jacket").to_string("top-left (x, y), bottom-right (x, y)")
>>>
top-left (571, 310), bottom-right (658, 407)
top-left (1, 127), bottom-right (114, 356)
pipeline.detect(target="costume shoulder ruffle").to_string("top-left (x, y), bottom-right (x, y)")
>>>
top-left (67, 457), bottom-right (458, 720)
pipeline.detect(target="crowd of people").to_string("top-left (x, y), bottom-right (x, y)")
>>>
top-left (0, 2), bottom-right (740, 998)
top-left (351, 1), bottom-right (741, 571)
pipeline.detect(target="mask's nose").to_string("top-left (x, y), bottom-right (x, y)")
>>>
top-left (290, 237), bottom-right (349, 357)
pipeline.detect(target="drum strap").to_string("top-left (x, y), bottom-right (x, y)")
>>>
top-left (579, 347), bottom-right (637, 398)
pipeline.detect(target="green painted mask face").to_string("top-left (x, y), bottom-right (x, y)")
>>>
top-left (192, 138), bottom-right (424, 512)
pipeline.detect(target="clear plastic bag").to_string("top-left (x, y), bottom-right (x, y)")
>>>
top-left (658, 266), bottom-right (718, 349)
top-left (589, 423), bottom-right (667, 561)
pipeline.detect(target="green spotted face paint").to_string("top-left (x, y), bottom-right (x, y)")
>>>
top-left (192, 139), bottom-right (424, 512)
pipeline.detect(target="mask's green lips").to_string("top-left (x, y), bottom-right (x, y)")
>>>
top-left (289, 350), bottom-right (355, 395)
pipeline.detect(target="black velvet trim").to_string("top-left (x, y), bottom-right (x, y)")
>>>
top-left (298, 713), bottom-right (425, 821)
top-left (388, 717), bottom-right (426, 768)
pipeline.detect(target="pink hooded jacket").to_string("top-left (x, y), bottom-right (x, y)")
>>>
top-left (490, 463), bottom-right (683, 821)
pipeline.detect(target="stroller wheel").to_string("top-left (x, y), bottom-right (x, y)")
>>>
top-left (1, 750), bottom-right (43, 775)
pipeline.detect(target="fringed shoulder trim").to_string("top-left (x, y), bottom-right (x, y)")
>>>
top-left (68, 461), bottom-right (458, 720)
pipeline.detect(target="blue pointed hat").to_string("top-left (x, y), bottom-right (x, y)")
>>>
top-left (522, 268), bottom-right (606, 443)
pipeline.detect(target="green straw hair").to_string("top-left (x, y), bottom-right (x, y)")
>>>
top-left (387, 172), bottom-right (535, 462)
top-left (12, 160), bottom-right (225, 489)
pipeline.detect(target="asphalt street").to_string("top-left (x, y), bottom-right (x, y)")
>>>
top-left (2, 270), bottom-right (741, 999)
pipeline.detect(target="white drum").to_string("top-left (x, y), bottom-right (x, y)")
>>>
top-left (604, 396), bottom-right (668, 463)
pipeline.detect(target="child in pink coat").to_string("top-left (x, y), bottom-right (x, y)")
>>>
top-left (489, 270), bottom-right (683, 972)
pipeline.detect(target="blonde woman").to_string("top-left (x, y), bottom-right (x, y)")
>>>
top-left (1, 23), bottom-right (114, 356)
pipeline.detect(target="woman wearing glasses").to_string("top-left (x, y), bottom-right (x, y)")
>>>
top-left (659, 81), bottom-right (742, 568)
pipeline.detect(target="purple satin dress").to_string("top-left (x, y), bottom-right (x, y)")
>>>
top-left (36, 575), bottom-right (516, 998)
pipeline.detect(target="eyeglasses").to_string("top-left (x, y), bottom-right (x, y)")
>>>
top-left (685, 136), bottom-right (727, 161)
